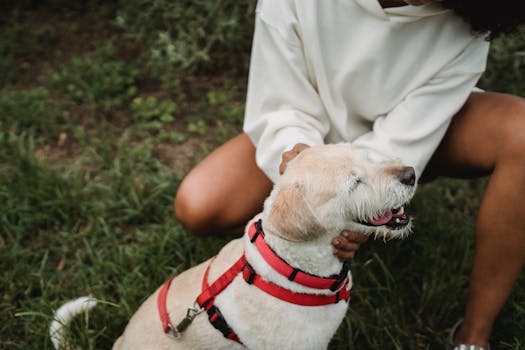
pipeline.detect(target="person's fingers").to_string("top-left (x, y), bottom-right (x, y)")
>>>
top-left (279, 143), bottom-right (310, 174)
top-left (340, 230), bottom-right (369, 244)
top-left (332, 237), bottom-right (358, 261)
top-left (332, 236), bottom-right (360, 250)
top-left (331, 231), bottom-right (369, 262)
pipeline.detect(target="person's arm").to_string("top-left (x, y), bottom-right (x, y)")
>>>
top-left (243, 1), bottom-right (329, 183)
top-left (352, 37), bottom-right (490, 179)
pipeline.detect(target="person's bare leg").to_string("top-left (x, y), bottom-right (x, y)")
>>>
top-left (174, 133), bottom-right (273, 236)
top-left (424, 92), bottom-right (525, 346)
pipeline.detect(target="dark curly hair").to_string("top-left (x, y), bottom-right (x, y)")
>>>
top-left (441, 0), bottom-right (525, 39)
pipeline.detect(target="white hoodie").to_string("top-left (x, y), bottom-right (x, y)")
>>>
top-left (243, 0), bottom-right (489, 182)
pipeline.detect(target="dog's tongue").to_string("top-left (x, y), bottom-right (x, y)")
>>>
top-left (369, 211), bottom-right (393, 226)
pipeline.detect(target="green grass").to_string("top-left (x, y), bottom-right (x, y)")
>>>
top-left (50, 43), bottom-right (139, 114)
top-left (1, 3), bottom-right (525, 350)
top-left (1, 132), bottom-right (228, 349)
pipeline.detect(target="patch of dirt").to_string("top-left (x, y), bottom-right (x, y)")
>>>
top-left (153, 138), bottom-right (211, 179)
top-left (33, 131), bottom-right (83, 166)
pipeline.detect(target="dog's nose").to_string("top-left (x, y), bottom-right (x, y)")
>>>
top-left (399, 166), bottom-right (416, 186)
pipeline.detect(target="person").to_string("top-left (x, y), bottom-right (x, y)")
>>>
top-left (174, 0), bottom-right (525, 348)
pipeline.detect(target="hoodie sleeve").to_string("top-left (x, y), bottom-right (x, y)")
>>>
top-left (243, 2), bottom-right (330, 183)
top-left (352, 36), bottom-right (489, 179)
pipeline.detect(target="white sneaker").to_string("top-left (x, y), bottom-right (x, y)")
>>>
top-left (448, 319), bottom-right (491, 350)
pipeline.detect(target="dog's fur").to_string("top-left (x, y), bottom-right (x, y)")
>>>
top-left (52, 143), bottom-right (416, 350)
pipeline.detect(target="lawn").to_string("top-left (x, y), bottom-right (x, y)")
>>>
top-left (1, 2), bottom-right (525, 349)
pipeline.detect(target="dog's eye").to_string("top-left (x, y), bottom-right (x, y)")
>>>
top-left (348, 170), bottom-right (363, 190)
top-left (349, 177), bottom-right (362, 191)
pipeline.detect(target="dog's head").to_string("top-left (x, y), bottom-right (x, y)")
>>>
top-left (262, 143), bottom-right (417, 241)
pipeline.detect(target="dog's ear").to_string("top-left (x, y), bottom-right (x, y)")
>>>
top-left (266, 181), bottom-right (324, 241)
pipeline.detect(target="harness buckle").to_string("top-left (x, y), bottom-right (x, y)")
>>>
top-left (330, 275), bottom-right (350, 293)
top-left (329, 262), bottom-right (350, 292)
top-left (329, 274), bottom-right (349, 292)
top-left (250, 220), bottom-right (264, 243)
top-left (206, 305), bottom-right (240, 342)
top-left (166, 303), bottom-right (204, 339)
top-left (243, 263), bottom-right (256, 284)
top-left (166, 323), bottom-right (181, 339)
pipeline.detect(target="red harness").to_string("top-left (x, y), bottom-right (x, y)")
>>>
top-left (158, 220), bottom-right (351, 344)
top-left (247, 220), bottom-right (351, 292)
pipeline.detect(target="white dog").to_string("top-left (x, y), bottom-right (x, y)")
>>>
top-left (51, 143), bottom-right (416, 350)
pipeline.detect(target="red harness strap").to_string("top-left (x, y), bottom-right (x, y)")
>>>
top-left (195, 256), bottom-right (247, 344)
top-left (158, 220), bottom-right (351, 343)
top-left (157, 257), bottom-right (245, 344)
top-left (248, 220), bottom-right (349, 291)
top-left (158, 278), bottom-right (174, 333)
top-left (242, 262), bottom-right (350, 306)
top-left (196, 255), bottom-right (246, 309)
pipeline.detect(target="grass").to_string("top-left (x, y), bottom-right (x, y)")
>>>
top-left (1, 3), bottom-right (525, 350)
top-left (1, 131), bottom-right (228, 349)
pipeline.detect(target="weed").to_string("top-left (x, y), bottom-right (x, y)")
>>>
top-left (131, 96), bottom-right (176, 124)
top-left (480, 29), bottom-right (525, 95)
top-left (179, 82), bottom-right (246, 139)
top-left (0, 88), bottom-right (64, 143)
top-left (130, 96), bottom-right (187, 143)
top-left (187, 119), bottom-right (208, 135)
top-left (207, 85), bottom-right (245, 124)
top-left (0, 21), bottom-right (57, 87)
top-left (50, 44), bottom-right (139, 113)
top-left (115, 0), bottom-right (255, 87)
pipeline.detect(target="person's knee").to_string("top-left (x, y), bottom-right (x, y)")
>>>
top-left (173, 133), bottom-right (270, 236)
top-left (174, 182), bottom-right (215, 236)
top-left (500, 97), bottom-right (525, 161)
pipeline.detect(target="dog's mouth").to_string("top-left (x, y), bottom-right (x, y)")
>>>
top-left (357, 206), bottom-right (410, 230)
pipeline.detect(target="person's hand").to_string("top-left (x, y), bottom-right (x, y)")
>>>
top-left (279, 143), bottom-right (310, 174)
top-left (331, 231), bottom-right (369, 262)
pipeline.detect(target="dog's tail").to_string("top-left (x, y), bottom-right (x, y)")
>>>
top-left (49, 296), bottom-right (98, 350)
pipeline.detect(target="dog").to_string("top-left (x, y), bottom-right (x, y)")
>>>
top-left (51, 143), bottom-right (416, 350)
